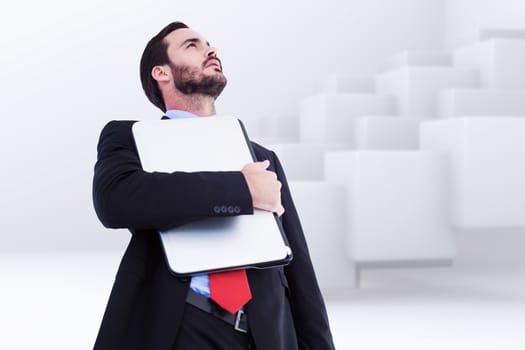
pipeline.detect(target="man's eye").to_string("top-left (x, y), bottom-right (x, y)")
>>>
top-left (187, 43), bottom-right (196, 48)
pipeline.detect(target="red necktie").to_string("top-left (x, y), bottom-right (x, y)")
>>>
top-left (209, 269), bottom-right (252, 314)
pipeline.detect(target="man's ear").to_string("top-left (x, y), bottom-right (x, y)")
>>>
top-left (151, 65), bottom-right (170, 83)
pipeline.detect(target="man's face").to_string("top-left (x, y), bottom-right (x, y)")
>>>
top-left (164, 28), bottom-right (226, 98)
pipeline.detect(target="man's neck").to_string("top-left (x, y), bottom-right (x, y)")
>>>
top-left (165, 93), bottom-right (216, 117)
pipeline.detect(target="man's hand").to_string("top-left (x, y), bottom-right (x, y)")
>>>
top-left (241, 160), bottom-right (285, 216)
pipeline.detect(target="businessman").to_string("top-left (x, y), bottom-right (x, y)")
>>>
top-left (93, 21), bottom-right (335, 349)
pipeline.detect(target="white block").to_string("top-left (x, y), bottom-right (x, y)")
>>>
top-left (324, 150), bottom-right (456, 264)
top-left (380, 50), bottom-right (452, 72)
top-left (420, 117), bottom-right (525, 229)
top-left (252, 114), bottom-right (299, 143)
top-left (479, 28), bottom-right (525, 41)
top-left (299, 93), bottom-right (396, 145)
top-left (438, 89), bottom-right (525, 118)
top-left (355, 116), bottom-right (422, 150)
top-left (316, 75), bottom-right (374, 93)
top-left (453, 39), bottom-right (525, 89)
top-left (375, 67), bottom-right (479, 116)
top-left (269, 143), bottom-right (347, 180)
top-left (289, 181), bottom-right (356, 290)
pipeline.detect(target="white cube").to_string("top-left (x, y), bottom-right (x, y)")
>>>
top-left (324, 150), bottom-right (456, 264)
top-left (289, 181), bottom-right (356, 290)
top-left (316, 75), bottom-right (374, 94)
top-left (479, 28), bottom-right (525, 41)
top-left (250, 114), bottom-right (299, 144)
top-left (269, 143), bottom-right (348, 180)
top-left (299, 93), bottom-right (395, 146)
top-left (355, 116), bottom-right (422, 150)
top-left (454, 38), bottom-right (525, 89)
top-left (420, 117), bottom-right (525, 228)
top-left (380, 50), bottom-right (452, 72)
top-left (438, 88), bottom-right (525, 118)
top-left (375, 67), bottom-right (479, 116)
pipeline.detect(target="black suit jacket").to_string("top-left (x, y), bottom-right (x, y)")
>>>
top-left (92, 120), bottom-right (335, 349)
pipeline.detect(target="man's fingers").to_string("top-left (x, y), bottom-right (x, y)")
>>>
top-left (275, 204), bottom-right (285, 217)
top-left (241, 159), bottom-right (283, 215)
top-left (254, 160), bottom-right (270, 169)
top-left (241, 160), bottom-right (269, 173)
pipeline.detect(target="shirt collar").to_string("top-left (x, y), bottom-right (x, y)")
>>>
top-left (165, 109), bottom-right (200, 119)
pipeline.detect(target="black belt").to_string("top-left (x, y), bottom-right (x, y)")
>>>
top-left (185, 289), bottom-right (249, 333)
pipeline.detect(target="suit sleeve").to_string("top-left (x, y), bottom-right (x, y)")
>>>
top-left (92, 120), bottom-right (253, 231)
top-left (271, 151), bottom-right (336, 350)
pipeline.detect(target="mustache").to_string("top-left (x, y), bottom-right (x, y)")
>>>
top-left (203, 56), bottom-right (223, 70)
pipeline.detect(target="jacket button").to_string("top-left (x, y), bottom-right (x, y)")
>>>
top-left (234, 206), bottom-right (241, 214)
top-left (213, 206), bottom-right (221, 214)
top-left (227, 206), bottom-right (234, 213)
top-left (220, 205), bottom-right (228, 213)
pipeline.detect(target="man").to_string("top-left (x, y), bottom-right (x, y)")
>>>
top-left (93, 21), bottom-right (335, 349)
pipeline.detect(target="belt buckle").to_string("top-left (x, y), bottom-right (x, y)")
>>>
top-left (234, 309), bottom-right (248, 333)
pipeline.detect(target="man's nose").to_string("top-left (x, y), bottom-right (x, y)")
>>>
top-left (206, 46), bottom-right (218, 57)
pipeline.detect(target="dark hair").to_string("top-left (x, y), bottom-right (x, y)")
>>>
top-left (140, 22), bottom-right (189, 112)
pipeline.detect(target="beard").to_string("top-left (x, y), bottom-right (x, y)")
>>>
top-left (169, 60), bottom-right (227, 99)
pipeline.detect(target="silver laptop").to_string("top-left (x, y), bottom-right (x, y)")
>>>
top-left (132, 116), bottom-right (292, 275)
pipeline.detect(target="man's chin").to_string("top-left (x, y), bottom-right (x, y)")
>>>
top-left (209, 70), bottom-right (226, 82)
top-left (173, 70), bottom-right (227, 97)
